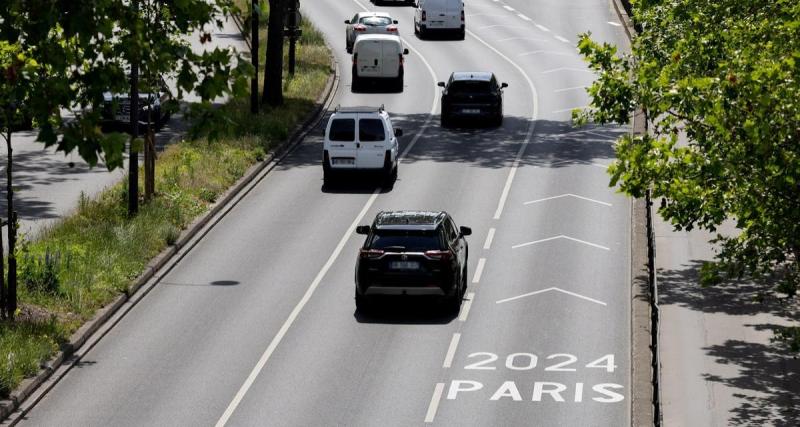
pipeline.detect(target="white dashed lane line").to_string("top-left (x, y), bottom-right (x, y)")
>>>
top-left (472, 258), bottom-right (487, 283)
top-left (424, 383), bottom-right (446, 423)
top-left (443, 333), bottom-right (461, 368)
top-left (554, 35), bottom-right (570, 43)
top-left (503, 5), bottom-right (515, 12)
top-left (554, 85), bottom-right (588, 93)
top-left (535, 24), bottom-right (550, 32)
top-left (608, 21), bottom-right (622, 27)
top-left (483, 228), bottom-right (496, 250)
top-left (517, 13), bottom-right (532, 21)
top-left (458, 293), bottom-right (475, 322)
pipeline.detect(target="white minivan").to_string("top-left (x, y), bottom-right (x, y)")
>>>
top-left (352, 34), bottom-right (408, 92)
top-left (414, 0), bottom-right (465, 39)
top-left (322, 106), bottom-right (401, 185)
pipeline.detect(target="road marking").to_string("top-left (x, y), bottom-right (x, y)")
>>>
top-left (503, 5), bottom-right (515, 11)
top-left (553, 106), bottom-right (586, 114)
top-left (512, 235), bottom-right (610, 251)
top-left (483, 228), bottom-right (496, 249)
top-left (608, 21), bottom-right (622, 27)
top-left (496, 287), bottom-right (607, 306)
top-left (478, 24), bottom-right (530, 30)
top-left (535, 24), bottom-right (550, 32)
top-left (425, 383), bottom-right (446, 423)
top-left (517, 13), bottom-right (532, 21)
top-left (524, 194), bottom-right (612, 207)
top-left (443, 333), bottom-right (461, 367)
top-left (472, 258), bottom-right (487, 283)
top-left (554, 85), bottom-right (588, 93)
top-left (519, 50), bottom-right (574, 57)
top-left (497, 36), bottom-right (546, 43)
top-left (215, 3), bottom-right (441, 425)
top-left (462, 30), bottom-right (538, 220)
top-left (548, 159), bottom-right (612, 169)
top-left (541, 67), bottom-right (594, 75)
top-left (554, 35), bottom-right (570, 43)
top-left (459, 292), bottom-right (475, 322)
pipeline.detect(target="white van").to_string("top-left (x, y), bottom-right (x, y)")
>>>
top-left (352, 34), bottom-right (408, 92)
top-left (322, 106), bottom-right (401, 185)
top-left (414, 0), bottom-right (465, 39)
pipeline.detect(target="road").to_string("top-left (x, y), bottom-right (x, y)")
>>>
top-left (15, 0), bottom-right (632, 425)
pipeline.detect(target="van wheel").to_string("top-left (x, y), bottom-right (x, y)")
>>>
top-left (395, 75), bottom-right (404, 92)
top-left (418, 26), bottom-right (427, 39)
top-left (323, 166), bottom-right (336, 188)
top-left (352, 68), bottom-right (360, 92)
top-left (458, 29), bottom-right (466, 40)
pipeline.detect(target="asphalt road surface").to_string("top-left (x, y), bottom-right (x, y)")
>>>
top-left (16, 0), bottom-right (632, 425)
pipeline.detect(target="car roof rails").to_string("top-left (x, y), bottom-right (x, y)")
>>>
top-left (335, 105), bottom-right (386, 114)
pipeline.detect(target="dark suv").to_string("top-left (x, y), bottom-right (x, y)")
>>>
top-left (438, 71), bottom-right (507, 128)
top-left (355, 211), bottom-right (471, 312)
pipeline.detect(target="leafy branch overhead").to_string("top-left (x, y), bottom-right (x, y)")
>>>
top-left (0, 0), bottom-right (253, 170)
top-left (575, 0), bottom-right (800, 299)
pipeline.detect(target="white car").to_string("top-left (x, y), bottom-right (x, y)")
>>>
top-left (322, 106), bottom-right (401, 186)
top-left (352, 34), bottom-right (408, 92)
top-left (414, 0), bottom-right (465, 39)
top-left (345, 12), bottom-right (399, 53)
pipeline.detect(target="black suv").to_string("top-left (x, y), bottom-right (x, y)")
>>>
top-left (101, 77), bottom-right (173, 130)
top-left (355, 211), bottom-right (471, 312)
top-left (438, 71), bottom-right (507, 128)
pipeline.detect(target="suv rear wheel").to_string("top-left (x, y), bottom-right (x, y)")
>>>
top-left (355, 292), bottom-right (371, 312)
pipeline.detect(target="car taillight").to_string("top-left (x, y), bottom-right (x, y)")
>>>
top-left (421, 11), bottom-right (427, 22)
top-left (360, 249), bottom-right (385, 259)
top-left (399, 53), bottom-right (404, 65)
top-left (461, 10), bottom-right (465, 22)
top-left (354, 24), bottom-right (367, 32)
top-left (425, 250), bottom-right (452, 261)
top-left (387, 25), bottom-right (398, 33)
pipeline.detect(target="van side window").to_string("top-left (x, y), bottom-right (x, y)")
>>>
top-left (359, 119), bottom-right (386, 142)
top-left (329, 119), bottom-right (355, 141)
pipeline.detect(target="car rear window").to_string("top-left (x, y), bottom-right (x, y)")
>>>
top-left (359, 119), bottom-right (386, 142)
top-left (329, 118), bottom-right (355, 141)
top-left (360, 16), bottom-right (392, 26)
top-left (369, 230), bottom-right (443, 251)
top-left (449, 80), bottom-right (492, 93)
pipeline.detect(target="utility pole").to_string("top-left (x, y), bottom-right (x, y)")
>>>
top-left (286, 0), bottom-right (302, 76)
top-left (262, 0), bottom-right (285, 107)
top-left (4, 127), bottom-right (17, 319)
top-left (129, 0), bottom-right (140, 216)
top-left (251, 0), bottom-right (259, 113)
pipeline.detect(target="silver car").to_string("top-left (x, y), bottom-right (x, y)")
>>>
top-left (345, 12), bottom-right (399, 54)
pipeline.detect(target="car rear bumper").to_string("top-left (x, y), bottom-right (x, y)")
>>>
top-left (364, 287), bottom-right (446, 296)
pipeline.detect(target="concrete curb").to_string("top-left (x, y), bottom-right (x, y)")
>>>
top-left (0, 37), bottom-right (340, 425)
top-left (609, 1), bottom-right (658, 426)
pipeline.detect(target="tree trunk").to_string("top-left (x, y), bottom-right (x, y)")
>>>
top-left (5, 129), bottom-right (17, 320)
top-left (128, 0), bottom-right (140, 217)
top-left (251, 0), bottom-right (260, 114)
top-left (262, 0), bottom-right (285, 107)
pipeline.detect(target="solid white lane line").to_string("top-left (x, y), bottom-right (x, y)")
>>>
top-left (554, 85), bottom-right (588, 93)
top-left (425, 383), bottom-right (446, 423)
top-left (483, 228), bottom-right (496, 250)
top-left (535, 24), bottom-right (550, 32)
top-left (512, 235), bottom-right (610, 251)
top-left (517, 13), bottom-right (532, 21)
top-left (216, 3), bottom-right (440, 425)
top-left (519, 50), bottom-right (574, 57)
top-left (496, 287), bottom-right (607, 305)
top-left (215, 191), bottom-right (380, 427)
top-left (459, 293), bottom-right (475, 322)
top-left (554, 35), bottom-right (570, 43)
top-left (503, 5), bottom-right (515, 11)
top-left (524, 194), bottom-right (612, 207)
top-left (462, 31), bottom-right (538, 221)
top-left (541, 67), bottom-right (594, 74)
top-left (443, 333), bottom-right (461, 367)
top-left (472, 258), bottom-right (487, 283)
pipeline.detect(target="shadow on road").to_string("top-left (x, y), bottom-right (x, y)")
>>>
top-left (354, 298), bottom-right (458, 325)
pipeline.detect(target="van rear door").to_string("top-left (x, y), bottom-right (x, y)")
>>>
top-left (327, 117), bottom-right (358, 168)
top-left (381, 40), bottom-right (401, 78)
top-left (445, 0), bottom-right (463, 28)
top-left (356, 39), bottom-right (383, 78)
top-left (356, 117), bottom-right (389, 169)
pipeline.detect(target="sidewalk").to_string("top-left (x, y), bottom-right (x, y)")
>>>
top-left (0, 13), bottom-right (246, 246)
top-left (656, 216), bottom-right (800, 426)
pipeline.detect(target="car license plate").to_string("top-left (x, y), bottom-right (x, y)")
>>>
top-left (463, 108), bottom-right (480, 114)
top-left (332, 158), bottom-right (355, 165)
top-left (390, 261), bottom-right (420, 270)
top-left (115, 113), bottom-right (130, 122)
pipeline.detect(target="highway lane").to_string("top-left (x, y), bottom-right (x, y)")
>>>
top-left (17, 0), bottom-right (631, 425)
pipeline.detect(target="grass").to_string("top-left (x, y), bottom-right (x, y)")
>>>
top-left (0, 9), bottom-right (331, 398)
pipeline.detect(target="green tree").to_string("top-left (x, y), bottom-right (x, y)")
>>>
top-left (576, 0), bottom-right (800, 348)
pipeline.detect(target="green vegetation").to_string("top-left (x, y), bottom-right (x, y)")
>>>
top-left (0, 10), bottom-right (330, 397)
top-left (575, 0), bottom-right (800, 350)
